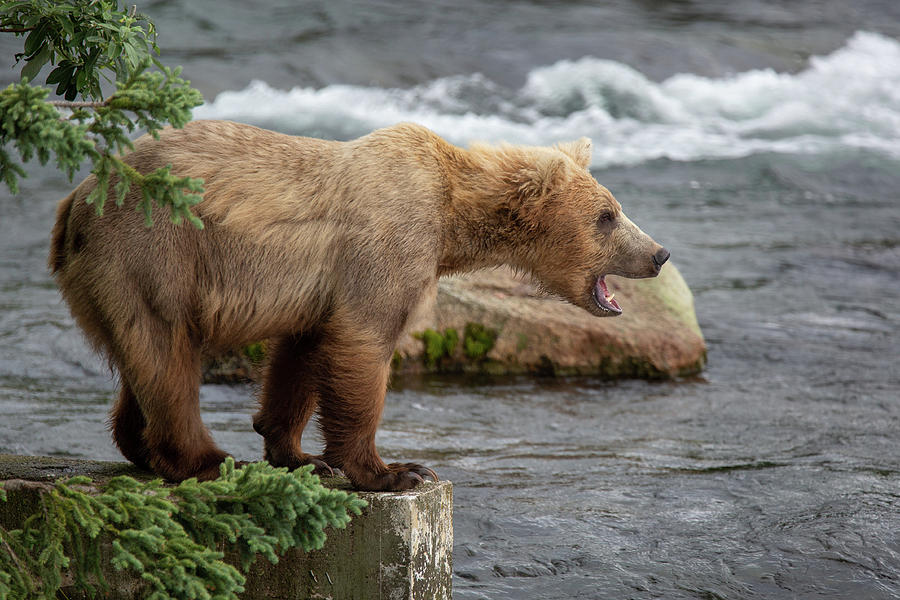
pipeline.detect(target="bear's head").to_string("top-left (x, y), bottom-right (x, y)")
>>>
top-left (502, 138), bottom-right (669, 317)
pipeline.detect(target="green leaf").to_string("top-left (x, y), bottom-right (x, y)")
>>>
top-left (22, 21), bottom-right (46, 56)
top-left (84, 47), bottom-right (100, 73)
top-left (106, 41), bottom-right (121, 61)
top-left (64, 82), bottom-right (78, 101)
top-left (122, 41), bottom-right (138, 68)
top-left (60, 17), bottom-right (75, 37)
top-left (20, 44), bottom-right (50, 83)
top-left (45, 63), bottom-right (73, 85)
top-left (54, 74), bottom-right (70, 97)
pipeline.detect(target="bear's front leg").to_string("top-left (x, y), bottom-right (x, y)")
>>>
top-left (314, 319), bottom-right (438, 491)
top-left (253, 331), bottom-right (336, 477)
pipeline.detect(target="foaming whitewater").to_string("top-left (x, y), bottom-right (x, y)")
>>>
top-left (195, 31), bottom-right (900, 167)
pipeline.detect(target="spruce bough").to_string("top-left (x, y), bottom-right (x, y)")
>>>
top-left (0, 458), bottom-right (367, 600)
top-left (1, 0), bottom-right (206, 227)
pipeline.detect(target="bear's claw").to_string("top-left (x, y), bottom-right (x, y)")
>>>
top-left (307, 455), bottom-right (336, 477)
top-left (389, 462), bottom-right (439, 483)
top-left (264, 448), bottom-right (336, 477)
top-left (349, 462), bottom-right (439, 491)
top-left (386, 462), bottom-right (439, 487)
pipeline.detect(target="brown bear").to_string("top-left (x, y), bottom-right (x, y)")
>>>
top-left (49, 120), bottom-right (669, 491)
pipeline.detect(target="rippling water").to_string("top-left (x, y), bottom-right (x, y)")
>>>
top-left (1, 2), bottom-right (899, 598)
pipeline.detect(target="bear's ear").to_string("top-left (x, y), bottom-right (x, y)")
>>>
top-left (556, 137), bottom-right (592, 169)
top-left (511, 153), bottom-right (568, 202)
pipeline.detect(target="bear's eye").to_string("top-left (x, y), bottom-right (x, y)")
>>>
top-left (597, 211), bottom-right (615, 226)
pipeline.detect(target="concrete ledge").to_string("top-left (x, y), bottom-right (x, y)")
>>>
top-left (0, 455), bottom-right (453, 600)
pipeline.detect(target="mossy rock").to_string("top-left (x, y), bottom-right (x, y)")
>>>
top-left (395, 265), bottom-right (706, 378)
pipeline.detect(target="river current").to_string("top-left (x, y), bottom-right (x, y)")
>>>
top-left (1, 2), bottom-right (899, 598)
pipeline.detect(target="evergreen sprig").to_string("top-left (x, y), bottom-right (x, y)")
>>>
top-left (0, 0), bottom-right (207, 228)
top-left (0, 81), bottom-right (94, 188)
top-left (0, 459), bottom-right (367, 600)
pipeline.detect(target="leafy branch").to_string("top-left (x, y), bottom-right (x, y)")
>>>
top-left (0, 459), bottom-right (367, 600)
top-left (0, 0), bottom-right (207, 227)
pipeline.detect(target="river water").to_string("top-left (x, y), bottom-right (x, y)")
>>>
top-left (2, 2), bottom-right (899, 598)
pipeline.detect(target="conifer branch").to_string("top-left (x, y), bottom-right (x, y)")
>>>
top-left (0, 526), bottom-right (25, 575)
top-left (0, 0), bottom-right (207, 228)
top-left (49, 99), bottom-right (110, 109)
top-left (0, 459), bottom-right (367, 599)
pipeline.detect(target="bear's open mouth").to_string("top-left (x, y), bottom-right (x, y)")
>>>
top-left (592, 276), bottom-right (622, 314)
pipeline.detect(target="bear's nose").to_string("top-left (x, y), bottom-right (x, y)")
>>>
top-left (653, 247), bottom-right (670, 269)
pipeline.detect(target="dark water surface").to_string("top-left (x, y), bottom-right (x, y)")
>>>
top-left (2, 2), bottom-right (899, 598)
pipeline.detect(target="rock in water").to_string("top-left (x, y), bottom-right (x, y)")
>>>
top-left (394, 264), bottom-right (706, 378)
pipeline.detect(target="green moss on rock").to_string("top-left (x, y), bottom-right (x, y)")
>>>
top-left (243, 341), bottom-right (266, 364)
top-left (391, 350), bottom-right (404, 371)
top-left (463, 322), bottom-right (497, 360)
top-left (413, 328), bottom-right (459, 368)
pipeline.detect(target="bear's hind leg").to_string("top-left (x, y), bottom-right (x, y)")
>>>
top-left (109, 383), bottom-right (151, 470)
top-left (117, 326), bottom-right (227, 481)
top-left (253, 332), bottom-right (333, 476)
top-left (316, 321), bottom-right (438, 491)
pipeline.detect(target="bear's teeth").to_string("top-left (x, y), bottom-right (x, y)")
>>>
top-left (606, 293), bottom-right (615, 302)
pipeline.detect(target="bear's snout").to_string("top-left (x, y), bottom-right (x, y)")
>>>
top-left (653, 247), bottom-right (670, 272)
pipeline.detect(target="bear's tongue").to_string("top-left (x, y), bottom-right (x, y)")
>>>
top-left (593, 276), bottom-right (622, 314)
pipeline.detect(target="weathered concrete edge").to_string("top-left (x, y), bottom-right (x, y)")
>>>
top-left (0, 455), bottom-right (453, 600)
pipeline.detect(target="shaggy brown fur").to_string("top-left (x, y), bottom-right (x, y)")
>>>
top-left (49, 120), bottom-right (668, 490)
